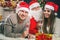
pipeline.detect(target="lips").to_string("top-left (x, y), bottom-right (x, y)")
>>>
top-left (45, 14), bottom-right (50, 16)
top-left (21, 15), bottom-right (25, 18)
top-left (45, 14), bottom-right (50, 18)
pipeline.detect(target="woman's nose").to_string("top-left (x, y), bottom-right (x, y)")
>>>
top-left (45, 11), bottom-right (48, 14)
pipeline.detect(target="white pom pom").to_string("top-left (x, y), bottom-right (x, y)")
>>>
top-left (55, 13), bottom-right (57, 16)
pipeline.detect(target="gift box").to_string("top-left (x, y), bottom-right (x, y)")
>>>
top-left (36, 33), bottom-right (52, 40)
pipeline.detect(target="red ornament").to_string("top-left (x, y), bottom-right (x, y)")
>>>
top-left (36, 33), bottom-right (52, 40)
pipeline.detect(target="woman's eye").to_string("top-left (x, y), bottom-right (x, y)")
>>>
top-left (47, 10), bottom-right (50, 12)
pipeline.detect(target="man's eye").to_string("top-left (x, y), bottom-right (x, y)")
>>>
top-left (21, 10), bottom-right (24, 12)
top-left (25, 11), bottom-right (28, 13)
top-left (32, 8), bottom-right (35, 10)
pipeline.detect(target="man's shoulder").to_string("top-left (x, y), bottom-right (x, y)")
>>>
top-left (6, 14), bottom-right (18, 24)
top-left (9, 14), bottom-right (17, 18)
top-left (5, 14), bottom-right (16, 20)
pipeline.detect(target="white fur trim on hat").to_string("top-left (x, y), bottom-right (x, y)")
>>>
top-left (45, 5), bottom-right (54, 10)
top-left (16, 7), bottom-right (29, 13)
top-left (29, 2), bottom-right (40, 10)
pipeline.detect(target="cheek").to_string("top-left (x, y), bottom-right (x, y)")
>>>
top-left (18, 13), bottom-right (21, 17)
top-left (44, 13), bottom-right (46, 16)
top-left (44, 12), bottom-right (51, 15)
top-left (18, 13), bottom-right (23, 19)
top-left (24, 13), bottom-right (28, 18)
top-left (25, 14), bottom-right (28, 17)
top-left (21, 14), bottom-right (28, 19)
top-left (18, 12), bottom-right (22, 16)
top-left (49, 13), bottom-right (51, 15)
top-left (44, 13), bottom-right (50, 18)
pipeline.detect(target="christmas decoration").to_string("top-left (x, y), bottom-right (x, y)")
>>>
top-left (36, 33), bottom-right (52, 40)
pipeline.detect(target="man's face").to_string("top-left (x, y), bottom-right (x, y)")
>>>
top-left (30, 6), bottom-right (42, 21)
top-left (43, 8), bottom-right (51, 18)
top-left (18, 10), bottom-right (28, 20)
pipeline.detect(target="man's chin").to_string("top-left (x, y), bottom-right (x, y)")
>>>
top-left (20, 18), bottom-right (26, 21)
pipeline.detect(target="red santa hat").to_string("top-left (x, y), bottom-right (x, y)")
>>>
top-left (45, 2), bottom-right (59, 12)
top-left (31, 0), bottom-right (38, 2)
top-left (16, 2), bottom-right (29, 13)
top-left (29, 1), bottom-right (40, 10)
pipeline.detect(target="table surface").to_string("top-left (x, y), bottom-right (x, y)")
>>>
top-left (0, 34), bottom-right (35, 40)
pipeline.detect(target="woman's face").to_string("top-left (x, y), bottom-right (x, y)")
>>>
top-left (43, 8), bottom-right (51, 18)
top-left (18, 10), bottom-right (28, 20)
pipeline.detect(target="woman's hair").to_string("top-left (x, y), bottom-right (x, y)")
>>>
top-left (43, 10), bottom-right (55, 34)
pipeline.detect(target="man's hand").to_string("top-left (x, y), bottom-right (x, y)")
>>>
top-left (21, 28), bottom-right (29, 38)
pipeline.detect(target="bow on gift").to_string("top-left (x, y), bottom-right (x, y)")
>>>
top-left (36, 33), bottom-right (52, 40)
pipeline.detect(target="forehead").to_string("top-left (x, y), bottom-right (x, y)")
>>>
top-left (19, 10), bottom-right (28, 12)
top-left (44, 8), bottom-right (51, 11)
top-left (31, 6), bottom-right (40, 10)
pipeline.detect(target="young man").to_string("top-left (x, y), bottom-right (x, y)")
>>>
top-left (29, 1), bottom-right (43, 38)
top-left (4, 2), bottom-right (30, 38)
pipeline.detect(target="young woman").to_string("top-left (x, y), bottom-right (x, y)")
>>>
top-left (43, 2), bottom-right (59, 34)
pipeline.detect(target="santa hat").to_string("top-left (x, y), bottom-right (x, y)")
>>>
top-left (29, 1), bottom-right (40, 10)
top-left (45, 2), bottom-right (59, 16)
top-left (44, 2), bottom-right (59, 12)
top-left (16, 2), bottom-right (29, 13)
top-left (31, 0), bottom-right (38, 2)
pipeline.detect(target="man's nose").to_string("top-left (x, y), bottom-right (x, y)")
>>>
top-left (36, 8), bottom-right (39, 10)
top-left (23, 12), bottom-right (26, 14)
